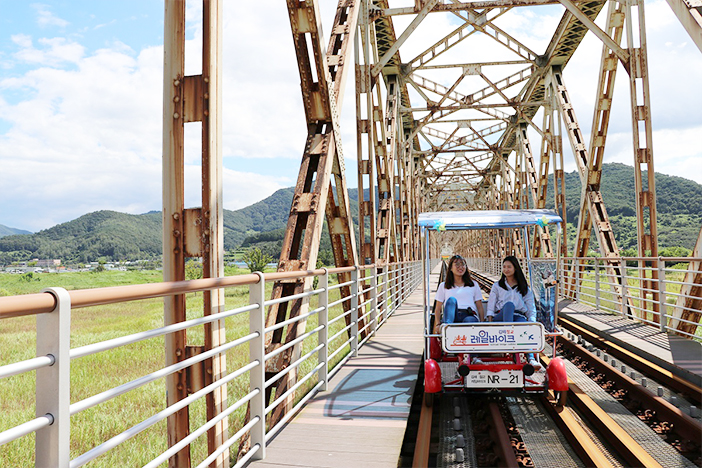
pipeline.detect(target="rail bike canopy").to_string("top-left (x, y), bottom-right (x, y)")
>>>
top-left (418, 209), bottom-right (562, 231)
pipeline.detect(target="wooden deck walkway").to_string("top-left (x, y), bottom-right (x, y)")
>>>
top-left (247, 268), bottom-right (437, 468)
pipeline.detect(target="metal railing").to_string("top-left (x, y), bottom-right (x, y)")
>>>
top-left (464, 256), bottom-right (702, 340)
top-left (560, 256), bottom-right (702, 339)
top-left (0, 260), bottom-right (422, 467)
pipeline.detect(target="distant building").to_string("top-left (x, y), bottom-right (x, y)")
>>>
top-left (37, 259), bottom-right (61, 268)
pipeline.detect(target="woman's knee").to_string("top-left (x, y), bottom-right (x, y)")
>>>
top-left (463, 314), bottom-right (480, 323)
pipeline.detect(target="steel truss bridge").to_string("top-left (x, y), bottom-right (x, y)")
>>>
top-left (1, 0), bottom-right (701, 467)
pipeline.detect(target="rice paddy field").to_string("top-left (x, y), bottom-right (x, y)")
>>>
top-left (0, 269), bottom-right (357, 467)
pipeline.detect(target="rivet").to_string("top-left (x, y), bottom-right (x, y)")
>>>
top-left (174, 79), bottom-right (180, 86)
top-left (173, 230), bottom-right (180, 237)
top-left (175, 349), bottom-right (182, 357)
top-left (173, 112), bottom-right (180, 119)
top-left (173, 96), bottom-right (180, 102)
top-left (173, 213), bottom-right (180, 220)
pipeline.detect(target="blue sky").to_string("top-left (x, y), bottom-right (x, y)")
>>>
top-left (0, 1), bottom-right (700, 232)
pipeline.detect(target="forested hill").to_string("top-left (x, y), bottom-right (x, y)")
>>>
top-left (545, 163), bottom-right (702, 250)
top-left (0, 224), bottom-right (31, 238)
top-left (0, 163), bottom-right (699, 264)
top-left (0, 187), bottom-right (359, 264)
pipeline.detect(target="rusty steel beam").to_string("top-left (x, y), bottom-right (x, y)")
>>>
top-left (518, 124), bottom-right (554, 257)
top-left (549, 69), bottom-right (630, 302)
top-left (244, 0), bottom-right (363, 442)
top-left (162, 1), bottom-right (229, 467)
top-left (625, 0), bottom-right (660, 320)
top-left (162, 1), bottom-right (190, 464)
top-left (672, 227), bottom-right (702, 336)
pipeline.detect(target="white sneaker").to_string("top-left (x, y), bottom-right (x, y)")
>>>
top-left (528, 358), bottom-right (542, 371)
top-left (472, 358), bottom-right (485, 365)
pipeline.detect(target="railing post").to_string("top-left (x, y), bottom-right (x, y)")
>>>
top-left (350, 266), bottom-right (359, 357)
top-left (657, 258), bottom-right (667, 332)
top-left (595, 257), bottom-right (600, 311)
top-left (370, 266), bottom-right (378, 332)
top-left (620, 261), bottom-right (629, 318)
top-left (383, 267), bottom-right (389, 319)
top-left (36, 287), bottom-right (71, 468)
top-left (575, 258), bottom-right (582, 302)
top-left (319, 269), bottom-right (329, 391)
top-left (249, 272), bottom-right (266, 460)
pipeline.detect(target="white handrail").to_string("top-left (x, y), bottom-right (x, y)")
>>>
top-left (0, 261), bottom-right (425, 467)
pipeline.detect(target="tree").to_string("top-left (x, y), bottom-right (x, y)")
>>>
top-left (242, 247), bottom-right (272, 273)
top-left (185, 259), bottom-right (203, 280)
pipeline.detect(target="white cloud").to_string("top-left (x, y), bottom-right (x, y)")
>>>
top-left (32, 3), bottom-right (69, 29)
top-left (0, 0), bottom-right (699, 235)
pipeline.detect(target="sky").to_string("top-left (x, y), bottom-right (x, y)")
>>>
top-left (0, 1), bottom-right (700, 233)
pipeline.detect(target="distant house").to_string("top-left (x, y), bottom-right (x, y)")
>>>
top-left (37, 259), bottom-right (61, 268)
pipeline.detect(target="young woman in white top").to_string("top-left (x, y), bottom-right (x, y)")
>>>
top-left (433, 255), bottom-right (484, 333)
top-left (485, 255), bottom-right (540, 369)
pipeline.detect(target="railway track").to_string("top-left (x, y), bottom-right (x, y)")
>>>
top-left (402, 269), bottom-right (702, 467)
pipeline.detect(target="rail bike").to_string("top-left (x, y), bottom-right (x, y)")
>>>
top-left (418, 210), bottom-right (569, 406)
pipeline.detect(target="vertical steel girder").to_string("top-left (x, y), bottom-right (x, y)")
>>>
top-left (625, 0), bottom-right (660, 318)
top-left (518, 124), bottom-right (554, 257)
top-left (162, 1), bottom-right (227, 467)
top-left (374, 75), bottom-right (400, 265)
top-left (162, 2), bottom-right (189, 465)
top-left (356, 0), bottom-right (376, 266)
top-left (252, 0), bottom-right (362, 437)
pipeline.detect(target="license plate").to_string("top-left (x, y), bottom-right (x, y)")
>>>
top-left (466, 369), bottom-right (523, 388)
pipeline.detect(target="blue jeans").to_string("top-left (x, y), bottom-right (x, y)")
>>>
top-left (443, 297), bottom-right (479, 323)
top-left (492, 302), bottom-right (527, 323)
top-left (493, 302), bottom-right (534, 362)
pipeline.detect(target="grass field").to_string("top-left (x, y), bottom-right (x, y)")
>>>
top-left (0, 269), bottom-right (359, 467)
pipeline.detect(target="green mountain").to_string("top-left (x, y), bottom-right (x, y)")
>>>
top-left (0, 187), bottom-right (359, 265)
top-left (0, 224), bottom-right (32, 238)
top-left (0, 164), bottom-right (699, 265)
top-left (544, 163), bottom-right (702, 251)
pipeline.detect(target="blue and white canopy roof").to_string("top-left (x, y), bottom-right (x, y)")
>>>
top-left (418, 209), bottom-right (562, 231)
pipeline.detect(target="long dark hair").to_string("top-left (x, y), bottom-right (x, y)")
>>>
top-left (498, 255), bottom-right (529, 296)
top-left (445, 255), bottom-right (474, 289)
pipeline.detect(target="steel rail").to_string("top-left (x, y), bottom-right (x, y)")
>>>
top-left (559, 316), bottom-right (702, 404)
top-left (558, 337), bottom-right (702, 442)
top-left (544, 344), bottom-right (688, 468)
top-left (538, 381), bottom-right (617, 467)
top-left (567, 381), bottom-right (663, 468)
top-left (487, 401), bottom-right (519, 467)
top-left (411, 394), bottom-right (433, 468)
